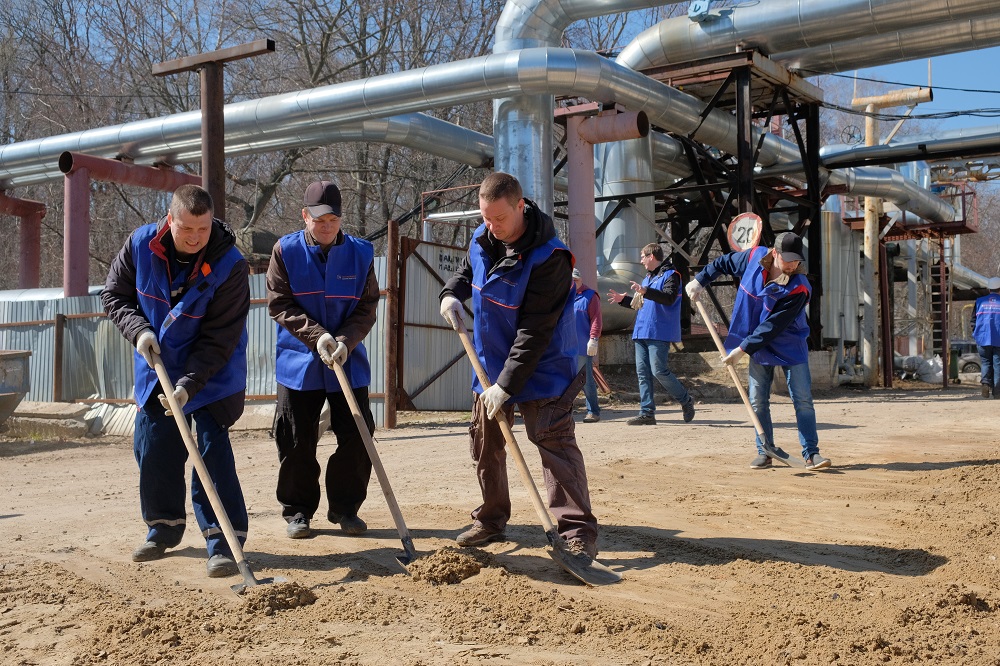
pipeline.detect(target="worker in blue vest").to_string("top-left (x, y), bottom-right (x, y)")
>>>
top-left (439, 172), bottom-right (599, 561)
top-left (572, 267), bottom-right (602, 422)
top-left (266, 180), bottom-right (379, 540)
top-left (972, 276), bottom-right (1000, 398)
top-left (102, 184), bottom-right (250, 578)
top-left (686, 232), bottom-right (830, 471)
top-left (608, 242), bottom-right (696, 425)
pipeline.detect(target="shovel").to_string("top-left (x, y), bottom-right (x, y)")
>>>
top-left (328, 359), bottom-right (417, 570)
top-left (692, 299), bottom-right (805, 469)
top-left (151, 352), bottom-right (282, 592)
top-left (453, 320), bottom-right (622, 586)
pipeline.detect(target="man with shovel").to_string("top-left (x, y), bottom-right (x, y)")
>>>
top-left (685, 232), bottom-right (830, 471)
top-left (102, 184), bottom-right (250, 578)
top-left (266, 180), bottom-right (379, 540)
top-left (439, 171), bottom-right (600, 560)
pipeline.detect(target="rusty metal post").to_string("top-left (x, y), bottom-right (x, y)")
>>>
top-left (385, 217), bottom-right (399, 428)
top-left (153, 39), bottom-right (275, 224)
top-left (63, 166), bottom-right (92, 297)
top-left (0, 194), bottom-right (45, 288)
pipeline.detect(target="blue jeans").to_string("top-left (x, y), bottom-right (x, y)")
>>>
top-left (977, 345), bottom-right (1000, 389)
top-left (748, 358), bottom-right (819, 460)
top-left (134, 402), bottom-right (248, 558)
top-left (635, 339), bottom-right (692, 416)
top-left (577, 355), bottom-right (600, 416)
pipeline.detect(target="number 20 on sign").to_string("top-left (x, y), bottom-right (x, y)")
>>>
top-left (727, 213), bottom-right (763, 252)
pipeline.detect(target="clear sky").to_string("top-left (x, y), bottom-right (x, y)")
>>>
top-left (835, 45), bottom-right (1000, 133)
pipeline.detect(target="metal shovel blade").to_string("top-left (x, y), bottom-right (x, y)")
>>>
top-left (546, 529), bottom-right (623, 587)
top-left (232, 575), bottom-right (287, 595)
top-left (393, 535), bottom-right (418, 572)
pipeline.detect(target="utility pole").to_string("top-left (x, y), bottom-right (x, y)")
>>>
top-left (851, 86), bottom-right (932, 387)
top-left (153, 39), bottom-right (274, 222)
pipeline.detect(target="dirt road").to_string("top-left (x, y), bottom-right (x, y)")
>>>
top-left (2, 385), bottom-right (998, 665)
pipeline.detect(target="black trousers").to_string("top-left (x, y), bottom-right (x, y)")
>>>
top-left (274, 383), bottom-right (374, 521)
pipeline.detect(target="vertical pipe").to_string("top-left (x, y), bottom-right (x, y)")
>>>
top-left (940, 240), bottom-right (949, 388)
top-left (201, 62), bottom-right (226, 222)
top-left (566, 115), bottom-right (598, 289)
top-left (19, 210), bottom-right (42, 288)
top-left (53, 313), bottom-right (65, 401)
top-left (862, 103), bottom-right (881, 386)
top-left (385, 218), bottom-right (399, 429)
top-left (879, 241), bottom-right (894, 387)
top-left (735, 66), bottom-right (754, 214)
top-left (63, 167), bottom-right (91, 297)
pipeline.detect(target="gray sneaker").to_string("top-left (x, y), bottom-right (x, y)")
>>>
top-left (627, 414), bottom-right (656, 426)
top-left (805, 453), bottom-right (831, 470)
top-left (564, 537), bottom-right (597, 560)
top-left (750, 454), bottom-right (772, 469)
top-left (286, 515), bottom-right (311, 539)
top-left (456, 524), bottom-right (506, 547)
top-left (983, 384), bottom-right (992, 398)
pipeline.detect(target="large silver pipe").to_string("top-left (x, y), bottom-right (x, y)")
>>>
top-left (0, 48), bottom-right (954, 221)
top-left (492, 0), bottom-right (675, 213)
top-left (0, 114), bottom-right (494, 189)
top-left (777, 14), bottom-right (1000, 74)
top-left (760, 124), bottom-right (1000, 177)
top-left (618, 0), bottom-right (998, 71)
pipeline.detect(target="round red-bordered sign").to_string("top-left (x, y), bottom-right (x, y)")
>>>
top-left (727, 212), bottom-right (763, 251)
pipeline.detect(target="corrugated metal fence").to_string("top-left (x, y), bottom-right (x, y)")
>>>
top-left (0, 262), bottom-right (388, 427)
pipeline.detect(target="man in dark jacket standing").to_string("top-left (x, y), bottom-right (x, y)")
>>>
top-left (608, 242), bottom-right (695, 425)
top-left (266, 180), bottom-right (378, 540)
top-left (102, 184), bottom-right (250, 578)
top-left (438, 172), bottom-right (599, 560)
top-left (686, 232), bottom-right (830, 471)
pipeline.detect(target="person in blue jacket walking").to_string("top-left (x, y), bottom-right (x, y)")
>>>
top-left (266, 181), bottom-right (379, 540)
top-left (572, 267), bottom-right (603, 423)
top-left (972, 276), bottom-right (1000, 398)
top-left (608, 242), bottom-right (696, 425)
top-left (102, 184), bottom-right (251, 578)
top-left (687, 232), bottom-right (831, 471)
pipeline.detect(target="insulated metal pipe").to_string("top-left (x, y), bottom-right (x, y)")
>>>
top-left (617, 0), bottom-right (999, 71)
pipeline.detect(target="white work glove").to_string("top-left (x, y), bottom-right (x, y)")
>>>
top-left (685, 279), bottom-right (705, 302)
top-left (440, 295), bottom-right (465, 331)
top-left (329, 341), bottom-right (348, 366)
top-left (586, 338), bottom-right (599, 357)
top-left (316, 332), bottom-right (337, 365)
top-left (480, 384), bottom-right (511, 420)
top-left (135, 329), bottom-right (160, 369)
top-left (723, 347), bottom-right (747, 367)
top-left (158, 385), bottom-right (189, 416)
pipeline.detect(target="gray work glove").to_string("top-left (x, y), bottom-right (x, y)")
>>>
top-left (586, 338), bottom-right (599, 357)
top-left (158, 385), bottom-right (189, 416)
top-left (480, 384), bottom-right (511, 421)
top-left (685, 279), bottom-right (705, 302)
top-left (316, 332), bottom-right (337, 365)
top-left (439, 295), bottom-right (465, 331)
top-left (723, 347), bottom-right (747, 367)
top-left (135, 329), bottom-right (160, 369)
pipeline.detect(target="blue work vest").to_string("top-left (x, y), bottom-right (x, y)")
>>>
top-left (131, 224), bottom-right (248, 413)
top-left (973, 293), bottom-right (1000, 346)
top-left (274, 231), bottom-right (373, 392)
top-left (727, 246), bottom-right (811, 366)
top-left (632, 268), bottom-right (681, 342)
top-left (469, 225), bottom-right (577, 402)
top-left (573, 288), bottom-right (597, 356)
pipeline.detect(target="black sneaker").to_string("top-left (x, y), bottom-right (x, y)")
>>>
top-left (456, 524), bottom-right (506, 547)
top-left (131, 540), bottom-right (168, 562)
top-left (627, 414), bottom-right (656, 426)
top-left (750, 454), bottom-right (772, 469)
top-left (206, 554), bottom-right (238, 578)
top-left (682, 401), bottom-right (695, 423)
top-left (983, 384), bottom-right (992, 398)
top-left (286, 515), bottom-right (311, 539)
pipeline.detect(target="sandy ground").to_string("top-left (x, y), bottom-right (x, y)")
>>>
top-left (2, 382), bottom-right (1000, 665)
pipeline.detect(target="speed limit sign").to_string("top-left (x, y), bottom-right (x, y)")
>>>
top-left (727, 212), bottom-right (763, 251)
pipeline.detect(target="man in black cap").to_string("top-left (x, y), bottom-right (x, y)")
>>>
top-left (686, 231), bottom-right (830, 471)
top-left (266, 180), bottom-right (380, 538)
